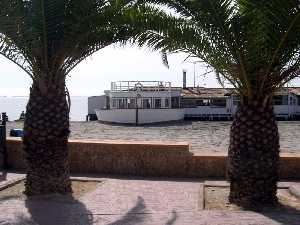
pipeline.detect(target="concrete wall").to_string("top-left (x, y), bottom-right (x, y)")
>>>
top-left (5, 138), bottom-right (300, 179)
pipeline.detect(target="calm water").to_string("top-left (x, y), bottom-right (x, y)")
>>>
top-left (0, 96), bottom-right (88, 121)
top-left (6, 120), bottom-right (300, 154)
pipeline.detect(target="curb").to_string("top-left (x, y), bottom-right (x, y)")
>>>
top-left (0, 177), bottom-right (25, 191)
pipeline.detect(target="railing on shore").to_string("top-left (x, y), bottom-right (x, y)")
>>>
top-left (0, 112), bottom-right (7, 169)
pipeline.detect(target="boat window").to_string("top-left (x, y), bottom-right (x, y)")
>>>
top-left (106, 96), bottom-right (110, 109)
top-left (165, 98), bottom-right (170, 108)
top-left (210, 98), bottom-right (226, 107)
top-left (290, 96), bottom-right (296, 105)
top-left (128, 98), bottom-right (136, 108)
top-left (202, 99), bottom-right (210, 106)
top-left (142, 99), bottom-right (151, 109)
top-left (154, 98), bottom-right (161, 108)
top-left (273, 95), bottom-right (288, 105)
top-left (196, 99), bottom-right (204, 106)
top-left (283, 96), bottom-right (288, 105)
top-left (112, 99), bottom-right (117, 108)
top-left (171, 97), bottom-right (180, 108)
top-left (180, 98), bottom-right (197, 108)
top-left (232, 96), bottom-right (240, 106)
top-left (118, 98), bottom-right (127, 109)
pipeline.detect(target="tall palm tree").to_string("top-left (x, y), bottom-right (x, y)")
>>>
top-left (0, 0), bottom-right (160, 195)
top-left (137, 0), bottom-right (300, 205)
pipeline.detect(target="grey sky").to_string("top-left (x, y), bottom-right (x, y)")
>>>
top-left (0, 45), bottom-right (299, 96)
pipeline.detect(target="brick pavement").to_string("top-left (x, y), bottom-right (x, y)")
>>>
top-left (0, 172), bottom-right (300, 225)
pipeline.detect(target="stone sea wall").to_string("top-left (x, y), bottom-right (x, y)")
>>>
top-left (5, 138), bottom-right (300, 179)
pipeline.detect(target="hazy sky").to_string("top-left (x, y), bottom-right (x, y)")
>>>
top-left (0, 44), bottom-right (222, 97)
top-left (0, 44), bottom-right (299, 96)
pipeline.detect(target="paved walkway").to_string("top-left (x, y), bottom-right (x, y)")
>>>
top-left (0, 172), bottom-right (300, 225)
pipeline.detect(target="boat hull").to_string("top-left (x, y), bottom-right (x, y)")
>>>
top-left (95, 108), bottom-right (185, 124)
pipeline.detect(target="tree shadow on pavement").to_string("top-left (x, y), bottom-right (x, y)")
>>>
top-left (107, 197), bottom-right (179, 225)
top-left (108, 196), bottom-right (147, 225)
top-left (165, 210), bottom-right (178, 225)
top-left (11, 195), bottom-right (93, 225)
top-left (257, 202), bottom-right (300, 225)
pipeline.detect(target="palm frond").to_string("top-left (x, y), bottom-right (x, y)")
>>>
top-left (0, 0), bottom-right (160, 79)
top-left (137, 0), bottom-right (300, 100)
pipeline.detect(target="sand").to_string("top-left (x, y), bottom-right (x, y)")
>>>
top-left (0, 180), bottom-right (99, 200)
top-left (6, 120), bottom-right (300, 154)
top-left (205, 187), bottom-right (300, 211)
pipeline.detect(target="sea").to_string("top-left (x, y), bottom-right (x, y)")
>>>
top-left (0, 96), bottom-right (88, 121)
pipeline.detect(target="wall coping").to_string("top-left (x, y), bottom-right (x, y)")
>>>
top-left (193, 152), bottom-right (300, 158)
top-left (68, 139), bottom-right (190, 147)
top-left (6, 137), bottom-right (189, 146)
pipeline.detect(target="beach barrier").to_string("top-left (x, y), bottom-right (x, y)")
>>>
top-left (0, 113), bottom-right (7, 168)
top-left (5, 138), bottom-right (300, 179)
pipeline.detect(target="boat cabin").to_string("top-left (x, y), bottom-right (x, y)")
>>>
top-left (95, 81), bottom-right (185, 124)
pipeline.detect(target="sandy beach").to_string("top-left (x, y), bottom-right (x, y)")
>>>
top-left (6, 121), bottom-right (300, 154)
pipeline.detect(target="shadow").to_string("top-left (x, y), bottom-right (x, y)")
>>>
top-left (71, 173), bottom-right (204, 183)
top-left (11, 195), bottom-right (93, 225)
top-left (139, 120), bottom-right (193, 127)
top-left (206, 186), bottom-right (300, 225)
top-left (165, 210), bottom-right (178, 225)
top-left (0, 170), bottom-right (7, 181)
top-left (253, 202), bottom-right (300, 225)
top-left (108, 196), bottom-right (148, 225)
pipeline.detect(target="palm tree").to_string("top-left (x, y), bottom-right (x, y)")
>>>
top-left (137, 0), bottom-right (300, 206)
top-left (0, 0), bottom-right (160, 195)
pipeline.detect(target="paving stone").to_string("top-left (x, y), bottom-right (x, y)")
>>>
top-left (289, 185), bottom-right (300, 199)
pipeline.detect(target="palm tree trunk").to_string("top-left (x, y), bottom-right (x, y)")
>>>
top-left (228, 103), bottom-right (280, 206)
top-left (23, 81), bottom-right (72, 195)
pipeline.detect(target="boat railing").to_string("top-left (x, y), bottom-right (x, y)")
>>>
top-left (111, 81), bottom-right (172, 92)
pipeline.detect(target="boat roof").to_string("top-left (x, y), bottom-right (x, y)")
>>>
top-left (181, 87), bottom-right (300, 98)
top-left (181, 87), bottom-right (234, 98)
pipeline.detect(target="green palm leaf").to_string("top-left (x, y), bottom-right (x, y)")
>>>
top-left (137, 0), bottom-right (300, 101)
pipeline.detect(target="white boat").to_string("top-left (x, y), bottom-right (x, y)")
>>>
top-left (89, 77), bottom-right (300, 122)
top-left (95, 81), bottom-right (185, 125)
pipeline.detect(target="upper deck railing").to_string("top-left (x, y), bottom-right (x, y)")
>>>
top-left (111, 81), bottom-right (172, 92)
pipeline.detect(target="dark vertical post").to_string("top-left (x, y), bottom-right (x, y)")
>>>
top-left (135, 98), bottom-right (139, 126)
top-left (183, 70), bottom-right (187, 89)
top-left (0, 112), bottom-right (8, 169)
